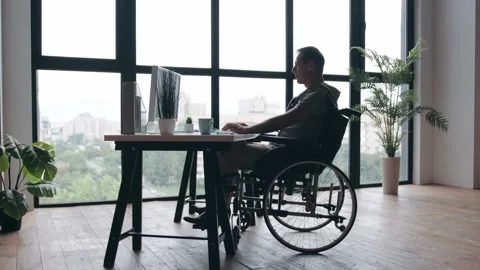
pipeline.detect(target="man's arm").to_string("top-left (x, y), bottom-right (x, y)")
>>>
top-left (222, 89), bottom-right (333, 134)
top-left (243, 106), bottom-right (312, 134)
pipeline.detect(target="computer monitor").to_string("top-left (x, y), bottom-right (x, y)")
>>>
top-left (148, 66), bottom-right (181, 122)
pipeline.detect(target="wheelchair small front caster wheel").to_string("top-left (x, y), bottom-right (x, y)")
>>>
top-left (240, 211), bottom-right (252, 232)
top-left (337, 225), bottom-right (345, 232)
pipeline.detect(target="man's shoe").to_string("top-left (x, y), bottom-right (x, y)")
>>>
top-left (183, 212), bottom-right (205, 224)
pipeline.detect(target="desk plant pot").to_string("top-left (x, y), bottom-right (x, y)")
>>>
top-left (0, 134), bottom-right (58, 232)
top-left (158, 119), bottom-right (176, 135)
top-left (349, 39), bottom-right (449, 195)
top-left (0, 209), bottom-right (22, 233)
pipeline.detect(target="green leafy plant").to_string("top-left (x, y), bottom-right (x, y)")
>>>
top-left (186, 117), bottom-right (192, 124)
top-left (349, 40), bottom-right (449, 157)
top-left (0, 134), bottom-right (58, 220)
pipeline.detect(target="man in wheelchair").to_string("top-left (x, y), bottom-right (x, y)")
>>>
top-left (184, 46), bottom-right (341, 226)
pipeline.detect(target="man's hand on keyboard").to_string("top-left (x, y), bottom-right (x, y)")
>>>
top-left (222, 122), bottom-right (248, 134)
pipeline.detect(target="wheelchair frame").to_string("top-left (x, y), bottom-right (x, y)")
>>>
top-left (227, 108), bottom-right (361, 253)
top-left (175, 108), bottom-right (361, 253)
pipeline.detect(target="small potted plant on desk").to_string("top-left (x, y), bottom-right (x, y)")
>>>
top-left (0, 134), bottom-right (58, 232)
top-left (349, 39), bottom-right (449, 194)
top-left (157, 69), bottom-right (180, 135)
top-left (184, 117), bottom-right (194, 133)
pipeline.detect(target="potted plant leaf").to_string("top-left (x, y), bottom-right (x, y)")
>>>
top-left (184, 116), bottom-right (194, 133)
top-left (0, 134), bottom-right (58, 232)
top-left (154, 66), bottom-right (181, 135)
top-left (349, 39), bottom-right (449, 194)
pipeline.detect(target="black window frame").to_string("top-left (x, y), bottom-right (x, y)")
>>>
top-left (31, 0), bottom-right (414, 208)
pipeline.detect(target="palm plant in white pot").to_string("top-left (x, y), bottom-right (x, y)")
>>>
top-left (155, 67), bottom-right (180, 135)
top-left (349, 40), bottom-right (449, 194)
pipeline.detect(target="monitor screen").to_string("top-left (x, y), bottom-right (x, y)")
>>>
top-left (148, 66), bottom-right (181, 122)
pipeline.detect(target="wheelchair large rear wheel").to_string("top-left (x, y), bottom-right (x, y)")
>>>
top-left (262, 161), bottom-right (357, 253)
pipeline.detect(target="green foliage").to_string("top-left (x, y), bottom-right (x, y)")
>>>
top-left (350, 40), bottom-right (449, 157)
top-left (0, 190), bottom-right (27, 220)
top-left (0, 134), bottom-right (58, 220)
top-left (39, 136), bottom-right (186, 204)
top-left (186, 117), bottom-right (193, 124)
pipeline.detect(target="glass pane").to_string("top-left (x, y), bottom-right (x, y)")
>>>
top-left (294, 82), bottom-right (350, 174)
top-left (294, 0), bottom-right (350, 75)
top-left (220, 1), bottom-right (285, 71)
top-left (136, 74), bottom-right (211, 126)
top-left (41, 0), bottom-right (115, 59)
top-left (136, 74), bottom-right (210, 197)
top-left (136, 0), bottom-right (211, 68)
top-left (360, 88), bottom-right (408, 184)
top-left (37, 71), bottom-right (121, 204)
top-left (220, 78), bottom-right (286, 128)
top-left (365, 0), bottom-right (404, 72)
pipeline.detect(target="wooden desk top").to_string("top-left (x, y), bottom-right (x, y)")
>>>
top-left (104, 132), bottom-right (259, 142)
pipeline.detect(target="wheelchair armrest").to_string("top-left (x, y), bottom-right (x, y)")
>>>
top-left (253, 134), bottom-right (320, 148)
top-left (339, 108), bottom-right (362, 118)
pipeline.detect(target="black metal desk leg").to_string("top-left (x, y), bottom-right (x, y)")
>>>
top-left (132, 150), bottom-right (143, 251)
top-left (174, 151), bottom-right (195, 222)
top-left (203, 149), bottom-right (220, 270)
top-left (212, 154), bottom-right (236, 256)
top-left (103, 149), bottom-right (138, 268)
top-left (188, 151), bottom-right (198, 214)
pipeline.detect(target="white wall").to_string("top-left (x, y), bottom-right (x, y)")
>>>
top-left (475, 2), bottom-right (480, 189)
top-left (1, 0), bottom-right (34, 208)
top-left (414, 0), bottom-right (480, 189)
top-left (433, 0), bottom-right (477, 189)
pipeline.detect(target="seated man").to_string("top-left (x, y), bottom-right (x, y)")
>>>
top-left (184, 46), bottom-right (340, 225)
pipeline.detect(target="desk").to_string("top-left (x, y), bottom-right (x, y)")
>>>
top-left (102, 132), bottom-right (259, 270)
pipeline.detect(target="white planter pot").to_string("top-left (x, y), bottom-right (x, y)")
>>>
top-left (184, 123), bottom-right (194, 133)
top-left (158, 119), bottom-right (176, 135)
top-left (382, 157), bottom-right (400, 194)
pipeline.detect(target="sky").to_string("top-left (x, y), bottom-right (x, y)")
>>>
top-left (38, 0), bottom-right (403, 124)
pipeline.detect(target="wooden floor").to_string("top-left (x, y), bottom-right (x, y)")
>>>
top-left (0, 184), bottom-right (479, 270)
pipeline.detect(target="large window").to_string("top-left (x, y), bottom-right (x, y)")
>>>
top-left (37, 71), bottom-right (121, 204)
top-left (41, 0), bottom-right (116, 59)
top-left (360, 0), bottom-right (408, 184)
top-left (33, 0), bottom-right (413, 206)
top-left (136, 0), bottom-right (211, 67)
top-left (293, 0), bottom-right (350, 75)
top-left (365, 0), bottom-right (404, 72)
top-left (219, 78), bottom-right (286, 127)
top-left (219, 0), bottom-right (285, 71)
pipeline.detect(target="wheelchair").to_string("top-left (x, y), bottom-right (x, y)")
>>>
top-left (227, 108), bottom-right (360, 253)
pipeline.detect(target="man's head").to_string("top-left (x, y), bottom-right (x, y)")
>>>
top-left (291, 46), bottom-right (325, 85)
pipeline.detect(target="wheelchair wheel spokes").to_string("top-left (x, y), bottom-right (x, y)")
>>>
top-left (263, 161), bottom-right (357, 253)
